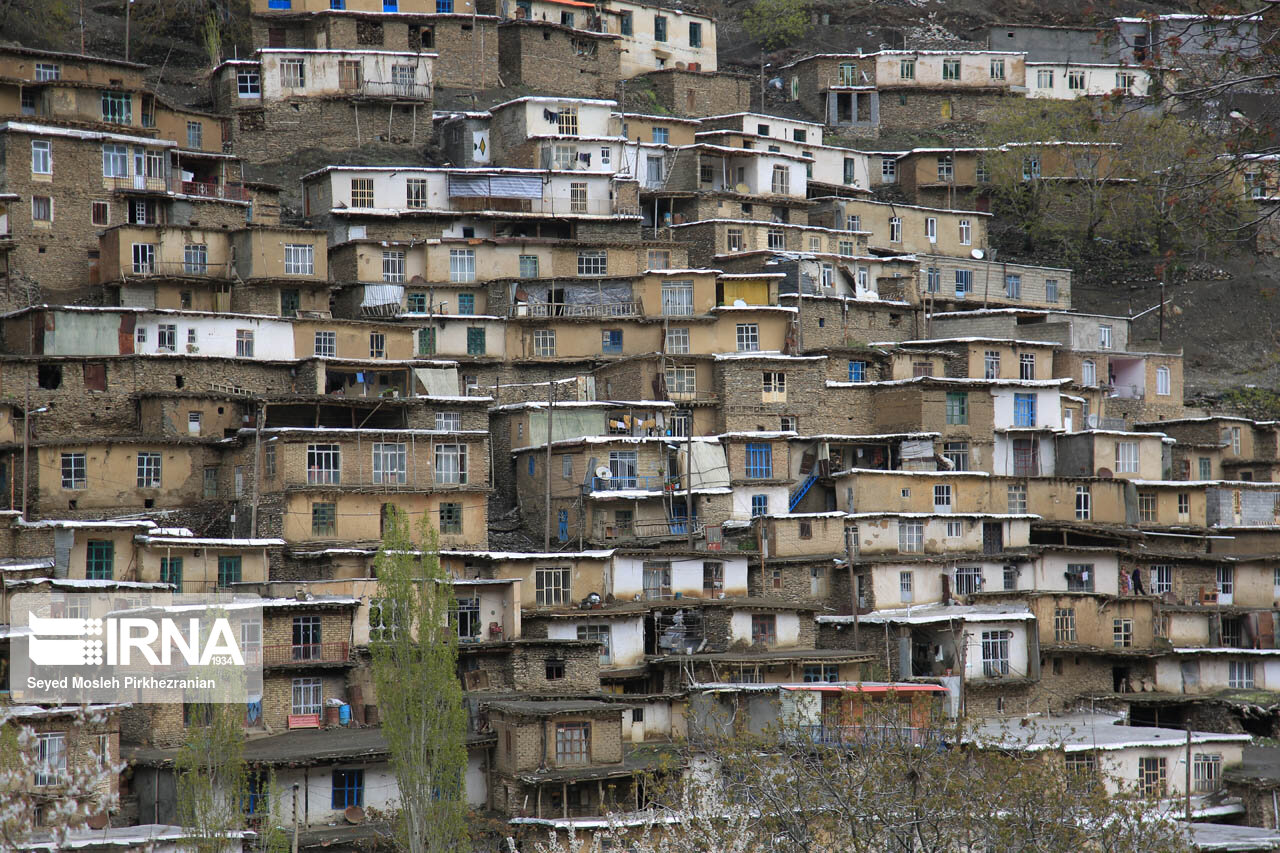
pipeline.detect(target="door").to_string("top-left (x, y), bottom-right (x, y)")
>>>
top-left (982, 523), bottom-right (1003, 555)
top-left (557, 509), bottom-right (568, 543)
top-left (1217, 565), bottom-right (1234, 606)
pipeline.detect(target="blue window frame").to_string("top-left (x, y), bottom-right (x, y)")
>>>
top-left (557, 510), bottom-right (568, 542)
top-left (602, 330), bottom-right (623, 354)
top-left (751, 495), bottom-right (768, 517)
top-left (458, 293), bottom-right (475, 315)
top-left (1014, 393), bottom-right (1036, 427)
top-left (652, 128), bottom-right (669, 144)
top-left (848, 360), bottom-right (866, 382)
top-left (384, 0), bottom-right (399, 10)
top-left (528, 456), bottom-right (536, 476)
top-left (267, 0), bottom-right (291, 7)
top-left (330, 0), bottom-right (345, 8)
top-left (955, 269), bottom-right (972, 297)
top-left (745, 443), bottom-right (773, 478)
top-left (434, 0), bottom-right (450, 10)
top-left (332, 769), bottom-right (364, 809)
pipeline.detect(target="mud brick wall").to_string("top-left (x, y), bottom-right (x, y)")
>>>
top-left (498, 24), bottom-right (622, 100)
top-left (634, 69), bottom-right (756, 118)
top-left (227, 99), bottom-right (432, 165)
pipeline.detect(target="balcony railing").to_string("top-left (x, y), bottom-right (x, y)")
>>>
top-left (105, 175), bottom-right (251, 201)
top-left (344, 79), bottom-right (434, 100)
top-left (446, 196), bottom-right (639, 217)
top-left (598, 518), bottom-right (705, 540)
top-left (258, 642), bottom-right (350, 667)
top-left (122, 260), bottom-right (233, 278)
top-left (592, 475), bottom-right (679, 492)
top-left (666, 390), bottom-right (720, 404)
top-left (514, 301), bottom-right (642, 318)
top-left (793, 724), bottom-right (938, 747)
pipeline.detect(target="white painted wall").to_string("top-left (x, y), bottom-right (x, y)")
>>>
top-left (991, 387), bottom-right (1062, 430)
top-left (1026, 63), bottom-right (1154, 99)
top-left (547, 615), bottom-right (645, 667)
top-left (728, 609), bottom-right (801, 647)
top-left (611, 554), bottom-right (749, 599)
top-left (257, 50), bottom-right (433, 100)
top-left (414, 319), bottom-right (508, 358)
top-left (133, 314), bottom-right (297, 359)
top-left (962, 619), bottom-right (1030, 680)
top-left (732, 486), bottom-right (789, 520)
top-left (276, 762), bottom-right (400, 827)
top-left (1030, 551), bottom-right (1121, 594)
top-left (318, 168), bottom-right (621, 217)
top-left (992, 433), bottom-right (1057, 476)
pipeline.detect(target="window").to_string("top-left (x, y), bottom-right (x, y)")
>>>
top-left (743, 443), bottom-right (774, 479)
top-left (31, 139), bottom-right (52, 175)
top-left (1022, 156), bottom-right (1041, 180)
top-left (348, 177), bottom-right (375, 207)
top-left (848, 360), bottom-right (867, 382)
top-left (946, 392), bottom-right (968, 425)
top-left (87, 199), bottom-right (110, 227)
top-left (237, 69), bottom-right (261, 96)
top-left (292, 677), bottom-right (322, 715)
top-left (555, 722), bottom-right (590, 764)
top-left (990, 57), bottom-right (1006, 79)
top-left (86, 540), bottom-right (113, 580)
top-left (1217, 565), bottom-right (1234, 598)
top-left (434, 443), bottom-right (468, 485)
top-left (31, 196), bottom-right (52, 222)
top-left (925, 217), bottom-right (937, 243)
top-left (578, 624), bottom-right (611, 664)
top-left (983, 350), bottom-right (1001, 379)
top-left (665, 365), bottom-right (696, 396)
top-left (1157, 366), bottom-right (1171, 396)
top-left (881, 158), bottom-right (896, 181)
top-left (1108, 440), bottom-right (1141, 475)
top-left (933, 484), bottom-right (952, 512)
top-left (767, 228), bottom-right (785, 249)
top-left (185, 120), bottom-right (203, 149)
top-left (666, 328), bottom-right (689, 354)
top-left (750, 494), bottom-right (768, 517)
top-left (34, 733), bottom-right (66, 786)
top-left (372, 250), bottom-right (406, 284)
top-left (438, 502), bottom-right (462, 534)
top-left (981, 630), bottom-right (1011, 677)
top-left (1000, 273), bottom-right (1021, 300)
top-left (1138, 757), bottom-right (1166, 797)
top-left (311, 501), bottom-right (336, 536)
top-left (1229, 660), bottom-right (1255, 689)
top-left (618, 10), bottom-right (633, 34)
top-left (1066, 563), bottom-right (1093, 592)
top-left (452, 597), bottom-right (480, 640)
top-left (461, 326), bottom-right (484, 356)
top-left (943, 441), bottom-right (969, 471)
top-left (280, 59), bottom-right (305, 88)
top-left (1036, 69), bottom-right (1054, 89)
top-left (100, 91), bottom-right (131, 124)
top-left (577, 251), bottom-right (607, 277)
top-left (736, 324), bottom-right (760, 352)
top-left (1046, 279), bottom-right (1059, 302)
top-left (556, 105), bottom-right (579, 136)
top-left (1098, 324), bottom-right (1113, 349)
top-left (762, 371), bottom-right (786, 401)
top-left (446, 248), bottom-right (476, 283)
top-left (235, 330), bottom-right (255, 358)
top-left (371, 443), bottom-right (407, 485)
top-left (654, 14), bottom-right (667, 41)
top-left (899, 58), bottom-right (915, 79)
top-left (899, 520), bottom-right (923, 553)
top-left (955, 269), bottom-right (972, 297)
top-left (1006, 484), bottom-right (1027, 514)
top-left (533, 329), bottom-right (556, 357)
top-left (1194, 754), bottom-right (1222, 794)
top-left (34, 62), bottom-right (60, 81)
top-left (726, 228), bottom-right (744, 252)
top-left (955, 565), bottom-right (982, 595)
top-left (838, 239), bottom-right (855, 255)
top-left (536, 567), bottom-right (571, 605)
top-left (1065, 70), bottom-right (1086, 91)
top-left (137, 452), bottom-right (162, 487)
top-left (332, 769), bottom-right (364, 809)
top-left (1053, 608), bottom-right (1077, 643)
top-left (402, 177), bottom-right (429, 210)
top-left (1014, 353), bottom-right (1035, 380)
top-left (1074, 487), bottom-right (1091, 521)
top-left (284, 244), bottom-right (314, 275)
top-left (215, 555), bottom-right (241, 588)
top-left (661, 280), bottom-right (694, 316)
top-left (61, 453), bottom-right (86, 489)
top-left (1113, 618), bottom-right (1134, 648)
top-left (307, 444), bottom-right (341, 485)
top-left (1196, 456), bottom-right (1212, 480)
top-left (770, 165), bottom-right (790, 195)
top-left (1116, 71), bottom-right (1137, 92)
top-left (1177, 493), bottom-right (1190, 519)
top-left (1138, 492), bottom-right (1157, 523)
top-left (944, 520), bottom-right (962, 538)
top-left (899, 570), bottom-right (914, 603)
top-left (936, 155), bottom-right (954, 182)
top-left (1081, 359), bottom-right (1096, 387)
top-left (1013, 393), bottom-right (1036, 427)
top-left (889, 217), bottom-right (902, 243)
top-left (128, 242), bottom-right (155, 274)
top-left (1228, 426), bottom-right (1242, 455)
top-left (314, 331), bottom-right (336, 358)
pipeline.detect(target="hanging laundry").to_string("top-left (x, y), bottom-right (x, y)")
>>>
top-left (544, 109), bottom-right (560, 123)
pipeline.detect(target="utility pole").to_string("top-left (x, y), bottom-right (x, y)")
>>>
top-left (1185, 725), bottom-right (1193, 821)
top-left (21, 387), bottom-right (29, 520)
top-left (846, 526), bottom-right (859, 649)
top-left (685, 413), bottom-right (693, 550)
top-left (291, 783), bottom-right (300, 853)
top-left (249, 402), bottom-right (265, 537)
top-left (124, 0), bottom-right (132, 62)
top-left (543, 379), bottom-right (555, 552)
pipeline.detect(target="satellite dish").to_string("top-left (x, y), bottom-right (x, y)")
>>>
top-left (733, 298), bottom-right (747, 307)
top-left (595, 466), bottom-right (612, 479)
top-left (1096, 468), bottom-right (1114, 479)
top-left (735, 182), bottom-right (750, 194)
top-left (345, 805), bottom-right (366, 824)
top-left (970, 249), bottom-right (985, 260)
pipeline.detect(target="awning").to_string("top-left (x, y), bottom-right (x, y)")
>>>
top-left (448, 174), bottom-right (543, 199)
top-left (415, 367), bottom-right (459, 397)
top-left (361, 284), bottom-right (404, 318)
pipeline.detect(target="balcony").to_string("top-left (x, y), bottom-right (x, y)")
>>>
top-left (666, 390), bottom-right (720, 404)
top-left (513, 301), bottom-right (642, 318)
top-left (105, 175), bottom-right (251, 201)
top-left (122, 260), bottom-right (232, 278)
top-left (592, 475), bottom-right (679, 492)
top-left (446, 196), bottom-right (639, 218)
top-left (791, 724), bottom-right (939, 747)
top-left (258, 642), bottom-right (351, 667)
top-left (344, 79), bottom-right (434, 100)
top-left (598, 518), bottom-right (705, 540)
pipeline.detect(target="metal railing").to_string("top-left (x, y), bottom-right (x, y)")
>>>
top-left (258, 642), bottom-right (350, 667)
top-left (105, 175), bottom-right (251, 201)
top-left (793, 724), bottom-right (938, 747)
top-left (598, 518), bottom-right (705, 540)
top-left (122, 260), bottom-right (233, 278)
top-left (515, 301), bottom-right (642, 318)
top-left (447, 196), bottom-right (639, 217)
top-left (343, 79), bottom-right (434, 100)
top-left (592, 475), bottom-right (677, 492)
top-left (666, 390), bottom-right (720, 404)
